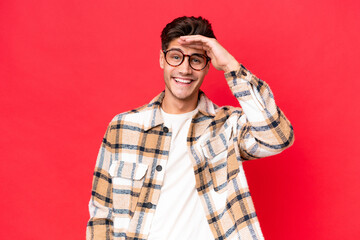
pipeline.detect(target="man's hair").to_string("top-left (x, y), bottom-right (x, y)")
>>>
top-left (161, 16), bottom-right (216, 51)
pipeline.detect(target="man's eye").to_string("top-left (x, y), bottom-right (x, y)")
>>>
top-left (191, 57), bottom-right (203, 64)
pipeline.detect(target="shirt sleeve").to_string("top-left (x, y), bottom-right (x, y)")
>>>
top-left (86, 124), bottom-right (114, 240)
top-left (224, 64), bottom-right (294, 160)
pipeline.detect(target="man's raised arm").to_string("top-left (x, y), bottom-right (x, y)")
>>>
top-left (179, 35), bottom-right (294, 160)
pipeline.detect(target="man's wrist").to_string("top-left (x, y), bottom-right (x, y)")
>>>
top-left (223, 61), bottom-right (241, 73)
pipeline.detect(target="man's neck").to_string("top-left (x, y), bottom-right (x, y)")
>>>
top-left (161, 93), bottom-right (198, 114)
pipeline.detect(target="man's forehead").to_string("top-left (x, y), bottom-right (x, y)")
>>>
top-left (167, 37), bottom-right (206, 55)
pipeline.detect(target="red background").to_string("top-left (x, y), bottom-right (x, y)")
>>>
top-left (1, 0), bottom-right (359, 239)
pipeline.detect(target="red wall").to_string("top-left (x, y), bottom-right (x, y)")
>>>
top-left (1, 0), bottom-right (359, 239)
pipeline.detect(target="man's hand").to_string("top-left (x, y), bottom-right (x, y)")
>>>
top-left (178, 35), bottom-right (240, 72)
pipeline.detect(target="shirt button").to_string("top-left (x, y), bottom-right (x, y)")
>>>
top-left (163, 126), bottom-right (169, 133)
top-left (145, 202), bottom-right (153, 208)
top-left (156, 165), bottom-right (162, 171)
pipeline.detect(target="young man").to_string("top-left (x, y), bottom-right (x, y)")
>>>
top-left (87, 16), bottom-right (294, 240)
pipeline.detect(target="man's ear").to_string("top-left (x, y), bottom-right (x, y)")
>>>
top-left (159, 49), bottom-right (165, 69)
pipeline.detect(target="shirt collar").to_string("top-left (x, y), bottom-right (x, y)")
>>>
top-left (143, 90), bottom-right (216, 131)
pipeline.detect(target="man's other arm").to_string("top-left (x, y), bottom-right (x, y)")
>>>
top-left (87, 125), bottom-right (114, 239)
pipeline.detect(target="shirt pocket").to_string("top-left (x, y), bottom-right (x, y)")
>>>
top-left (201, 134), bottom-right (240, 194)
top-left (109, 161), bottom-right (148, 217)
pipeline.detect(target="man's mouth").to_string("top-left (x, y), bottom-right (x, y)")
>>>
top-left (173, 77), bottom-right (193, 84)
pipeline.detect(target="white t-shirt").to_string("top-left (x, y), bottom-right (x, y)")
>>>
top-left (147, 108), bottom-right (214, 240)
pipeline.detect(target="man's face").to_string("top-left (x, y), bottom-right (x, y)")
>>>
top-left (160, 37), bottom-right (209, 104)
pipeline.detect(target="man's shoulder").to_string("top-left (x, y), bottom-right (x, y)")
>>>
top-left (108, 103), bottom-right (150, 124)
top-left (107, 92), bottom-right (163, 129)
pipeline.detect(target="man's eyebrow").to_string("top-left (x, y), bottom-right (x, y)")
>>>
top-left (168, 47), bottom-right (182, 51)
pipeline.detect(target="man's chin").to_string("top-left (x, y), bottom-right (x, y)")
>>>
top-left (173, 91), bottom-right (199, 102)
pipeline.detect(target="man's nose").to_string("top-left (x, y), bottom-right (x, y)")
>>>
top-left (179, 57), bottom-right (192, 74)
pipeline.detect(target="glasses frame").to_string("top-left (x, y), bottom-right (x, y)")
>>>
top-left (163, 49), bottom-right (211, 71)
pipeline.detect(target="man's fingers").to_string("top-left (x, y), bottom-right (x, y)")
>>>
top-left (179, 43), bottom-right (211, 51)
top-left (178, 39), bottom-right (206, 46)
top-left (178, 35), bottom-right (211, 45)
top-left (178, 38), bottom-right (212, 52)
top-left (179, 35), bottom-right (210, 41)
top-left (178, 35), bottom-right (220, 54)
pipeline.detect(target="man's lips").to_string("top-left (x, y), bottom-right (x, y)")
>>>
top-left (172, 77), bottom-right (194, 84)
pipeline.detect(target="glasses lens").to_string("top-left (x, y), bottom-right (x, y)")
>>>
top-left (165, 49), bottom-right (208, 70)
top-left (166, 50), bottom-right (184, 66)
top-left (189, 54), bottom-right (207, 70)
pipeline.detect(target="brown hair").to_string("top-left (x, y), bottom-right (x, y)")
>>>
top-left (161, 16), bottom-right (216, 51)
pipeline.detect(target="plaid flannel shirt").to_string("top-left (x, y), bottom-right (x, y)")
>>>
top-left (87, 65), bottom-right (294, 240)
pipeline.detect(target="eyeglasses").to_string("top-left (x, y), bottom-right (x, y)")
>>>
top-left (163, 49), bottom-right (211, 71)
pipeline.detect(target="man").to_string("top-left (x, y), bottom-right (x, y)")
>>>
top-left (87, 16), bottom-right (294, 240)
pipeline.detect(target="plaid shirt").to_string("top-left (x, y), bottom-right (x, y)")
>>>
top-left (87, 65), bottom-right (294, 240)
